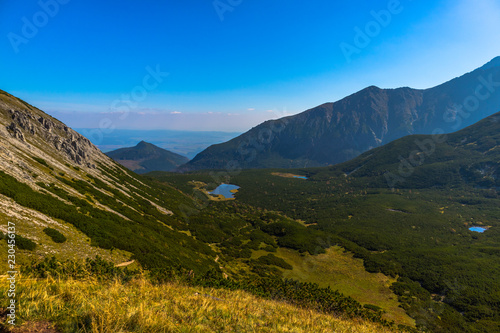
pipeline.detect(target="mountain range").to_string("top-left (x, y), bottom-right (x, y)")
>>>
top-left (106, 141), bottom-right (189, 173)
top-left (0, 89), bottom-right (405, 331)
top-left (179, 57), bottom-right (500, 171)
top-left (1, 79), bottom-right (500, 330)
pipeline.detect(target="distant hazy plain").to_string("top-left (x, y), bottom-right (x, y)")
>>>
top-left (75, 129), bottom-right (241, 159)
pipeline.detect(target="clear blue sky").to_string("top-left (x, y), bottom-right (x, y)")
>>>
top-left (1, 0), bottom-right (500, 131)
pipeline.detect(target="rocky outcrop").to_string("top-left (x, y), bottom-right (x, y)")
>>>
top-left (4, 107), bottom-right (100, 168)
top-left (106, 141), bottom-right (189, 173)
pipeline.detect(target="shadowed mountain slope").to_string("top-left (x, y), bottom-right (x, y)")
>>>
top-left (180, 57), bottom-right (500, 171)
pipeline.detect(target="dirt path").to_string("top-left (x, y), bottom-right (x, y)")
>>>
top-left (114, 260), bottom-right (135, 267)
top-left (5, 321), bottom-right (59, 333)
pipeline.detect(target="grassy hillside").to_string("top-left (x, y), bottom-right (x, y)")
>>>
top-left (272, 247), bottom-right (413, 326)
top-left (0, 256), bottom-right (408, 332)
top-left (0, 275), bottom-right (398, 333)
top-left (0, 168), bottom-right (218, 273)
top-left (0, 148), bottom-right (408, 330)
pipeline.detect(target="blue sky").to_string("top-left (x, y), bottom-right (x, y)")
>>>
top-left (1, 0), bottom-right (500, 131)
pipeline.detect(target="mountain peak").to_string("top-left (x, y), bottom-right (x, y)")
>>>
top-left (107, 141), bottom-right (189, 173)
top-left (136, 140), bottom-right (151, 148)
top-left (182, 59), bottom-right (500, 171)
top-left (480, 56), bottom-right (500, 71)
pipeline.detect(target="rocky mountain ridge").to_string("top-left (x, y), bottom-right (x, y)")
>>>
top-left (0, 89), bottom-right (180, 265)
top-left (180, 57), bottom-right (500, 171)
top-left (0, 90), bottom-right (110, 181)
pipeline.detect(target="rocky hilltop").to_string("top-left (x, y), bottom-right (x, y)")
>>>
top-left (106, 141), bottom-right (189, 174)
top-left (0, 90), bottom-right (113, 180)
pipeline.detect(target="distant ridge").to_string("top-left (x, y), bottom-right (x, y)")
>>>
top-left (179, 57), bottom-right (500, 171)
top-left (328, 110), bottom-right (500, 190)
top-left (106, 141), bottom-right (189, 173)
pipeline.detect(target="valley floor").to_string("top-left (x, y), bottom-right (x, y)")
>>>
top-left (274, 247), bottom-right (414, 326)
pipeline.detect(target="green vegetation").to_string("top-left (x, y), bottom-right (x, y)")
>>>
top-left (0, 159), bottom-right (410, 328)
top-left (219, 170), bottom-right (500, 332)
top-left (149, 114), bottom-right (500, 332)
top-left (16, 234), bottom-right (37, 251)
top-left (0, 256), bottom-right (400, 332)
top-left (146, 173), bottom-right (414, 326)
top-left (0, 258), bottom-right (399, 333)
top-left (256, 253), bottom-right (293, 270)
top-left (43, 227), bottom-right (67, 243)
top-left (0, 161), bottom-right (413, 329)
top-left (0, 170), bottom-right (216, 273)
top-left (31, 156), bottom-right (53, 170)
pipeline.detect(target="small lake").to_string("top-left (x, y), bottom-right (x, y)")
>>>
top-left (293, 176), bottom-right (308, 179)
top-left (209, 184), bottom-right (240, 199)
top-left (469, 227), bottom-right (487, 233)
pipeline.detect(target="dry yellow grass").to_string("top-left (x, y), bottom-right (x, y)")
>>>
top-left (1, 275), bottom-right (401, 333)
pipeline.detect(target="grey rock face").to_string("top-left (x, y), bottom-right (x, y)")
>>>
top-left (4, 107), bottom-right (99, 168)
